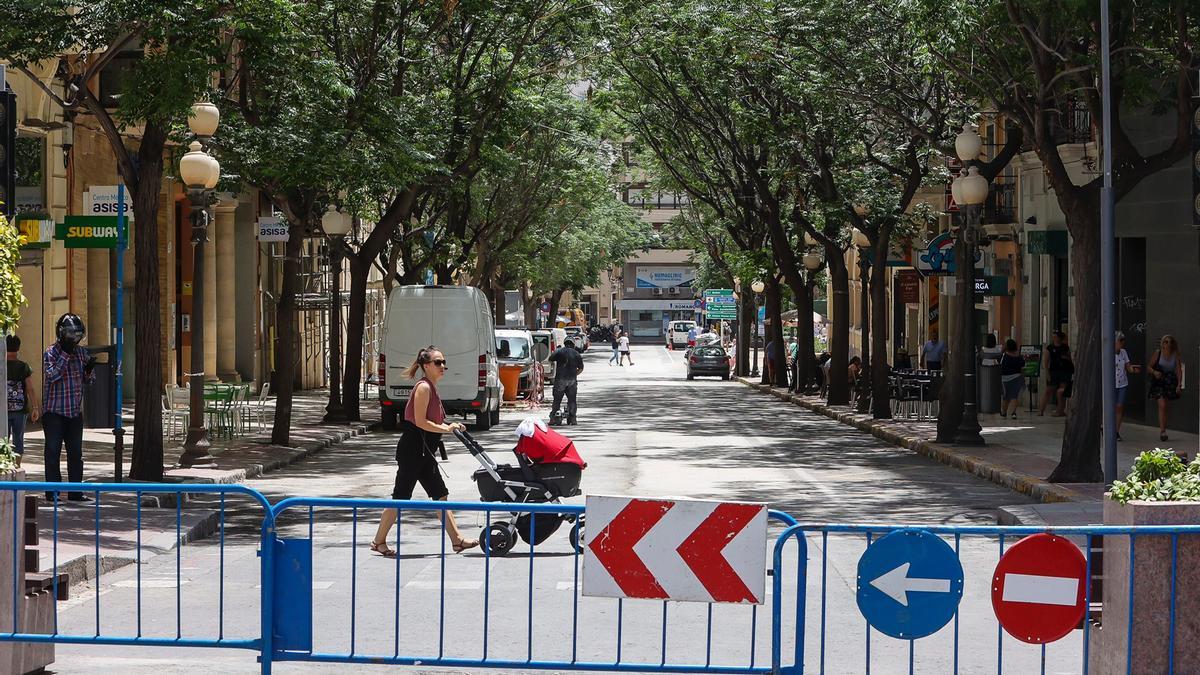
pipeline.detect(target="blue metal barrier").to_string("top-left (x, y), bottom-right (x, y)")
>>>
top-left (0, 481), bottom-right (272, 653)
top-left (264, 497), bottom-right (804, 674)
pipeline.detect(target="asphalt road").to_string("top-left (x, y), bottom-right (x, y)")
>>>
top-left (43, 344), bottom-right (1080, 674)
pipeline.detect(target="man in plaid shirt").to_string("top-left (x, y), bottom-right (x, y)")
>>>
top-left (42, 314), bottom-right (95, 502)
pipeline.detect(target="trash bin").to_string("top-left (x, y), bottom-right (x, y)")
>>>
top-left (83, 345), bottom-right (116, 428)
top-left (978, 352), bottom-right (1001, 414)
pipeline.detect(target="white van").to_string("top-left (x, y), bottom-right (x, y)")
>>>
top-left (667, 320), bottom-right (697, 349)
top-left (379, 285), bottom-right (502, 430)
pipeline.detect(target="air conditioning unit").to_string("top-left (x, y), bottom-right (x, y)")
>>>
top-left (668, 287), bottom-right (680, 295)
top-left (652, 288), bottom-right (664, 296)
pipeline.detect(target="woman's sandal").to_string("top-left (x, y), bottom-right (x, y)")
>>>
top-left (452, 538), bottom-right (480, 554)
top-left (370, 540), bottom-right (397, 558)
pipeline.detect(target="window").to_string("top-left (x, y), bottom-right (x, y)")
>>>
top-left (13, 135), bottom-right (46, 214)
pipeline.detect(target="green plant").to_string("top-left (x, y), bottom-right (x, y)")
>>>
top-left (1109, 449), bottom-right (1200, 504)
top-left (0, 212), bottom-right (26, 332)
top-left (0, 439), bottom-right (18, 475)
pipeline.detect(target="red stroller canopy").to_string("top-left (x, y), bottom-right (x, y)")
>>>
top-left (514, 426), bottom-right (587, 468)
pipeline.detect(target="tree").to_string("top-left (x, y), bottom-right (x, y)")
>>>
top-left (0, 0), bottom-right (271, 478)
top-left (913, 0), bottom-right (1197, 480)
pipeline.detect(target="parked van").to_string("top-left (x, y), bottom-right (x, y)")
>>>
top-left (379, 285), bottom-right (502, 430)
top-left (667, 320), bottom-right (697, 349)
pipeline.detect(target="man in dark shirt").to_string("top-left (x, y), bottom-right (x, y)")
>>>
top-left (549, 338), bottom-right (584, 425)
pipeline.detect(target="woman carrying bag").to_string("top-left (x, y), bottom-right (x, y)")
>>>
top-left (1148, 334), bottom-right (1185, 442)
top-left (370, 346), bottom-right (479, 557)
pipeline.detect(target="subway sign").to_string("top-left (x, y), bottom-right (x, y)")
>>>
top-left (56, 215), bottom-right (123, 249)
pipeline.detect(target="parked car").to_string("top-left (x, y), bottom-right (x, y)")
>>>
top-left (379, 285), bottom-right (502, 431)
top-left (496, 328), bottom-right (542, 396)
top-left (667, 320), bottom-right (697, 350)
top-left (563, 325), bottom-right (590, 352)
top-left (687, 345), bottom-right (732, 380)
top-left (532, 327), bottom-right (568, 381)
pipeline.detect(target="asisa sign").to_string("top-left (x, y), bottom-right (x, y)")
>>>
top-left (915, 232), bottom-right (982, 276)
top-left (55, 216), bottom-right (123, 249)
top-left (84, 186), bottom-right (134, 219)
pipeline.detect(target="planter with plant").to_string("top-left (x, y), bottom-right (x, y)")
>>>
top-left (1093, 449), bottom-right (1200, 673)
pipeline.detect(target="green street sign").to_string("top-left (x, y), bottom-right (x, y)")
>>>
top-left (57, 215), bottom-right (123, 249)
top-left (704, 288), bottom-right (737, 319)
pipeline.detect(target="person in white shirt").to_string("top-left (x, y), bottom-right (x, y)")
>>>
top-left (618, 331), bottom-right (633, 366)
top-left (1114, 331), bottom-right (1141, 441)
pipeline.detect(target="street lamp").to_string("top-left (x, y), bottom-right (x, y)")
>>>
top-left (322, 202), bottom-right (352, 423)
top-left (852, 227), bottom-right (872, 412)
top-left (750, 279), bottom-right (765, 378)
top-left (178, 101), bottom-right (221, 467)
top-left (953, 123), bottom-right (990, 446)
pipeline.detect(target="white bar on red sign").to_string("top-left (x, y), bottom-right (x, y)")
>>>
top-left (1001, 573), bottom-right (1079, 606)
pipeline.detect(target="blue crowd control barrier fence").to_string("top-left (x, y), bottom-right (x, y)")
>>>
top-left (0, 481), bottom-right (272, 653)
top-left (0, 479), bottom-right (1195, 674)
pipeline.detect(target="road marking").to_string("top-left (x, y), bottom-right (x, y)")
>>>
top-left (1001, 573), bottom-right (1079, 606)
top-left (406, 580), bottom-right (482, 590)
top-left (114, 579), bottom-right (190, 588)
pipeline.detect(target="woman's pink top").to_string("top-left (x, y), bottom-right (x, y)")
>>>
top-left (404, 377), bottom-right (446, 425)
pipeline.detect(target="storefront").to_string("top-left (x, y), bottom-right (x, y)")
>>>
top-left (616, 299), bottom-right (700, 342)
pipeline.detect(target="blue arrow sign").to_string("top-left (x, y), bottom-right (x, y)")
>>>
top-left (856, 529), bottom-right (964, 640)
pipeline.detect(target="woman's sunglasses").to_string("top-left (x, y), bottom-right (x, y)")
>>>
top-left (433, 359), bottom-right (448, 367)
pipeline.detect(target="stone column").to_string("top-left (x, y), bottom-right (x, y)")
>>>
top-left (210, 200), bottom-right (238, 381)
top-left (201, 202), bottom-right (228, 381)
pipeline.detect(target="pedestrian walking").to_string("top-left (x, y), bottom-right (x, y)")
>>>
top-left (921, 330), bottom-right (946, 371)
top-left (608, 331), bottom-right (620, 366)
top-left (1037, 330), bottom-right (1073, 417)
top-left (6, 335), bottom-right (39, 466)
top-left (999, 338), bottom-right (1025, 419)
top-left (42, 314), bottom-right (95, 501)
top-left (847, 355), bottom-right (862, 387)
top-left (1148, 334), bottom-right (1185, 442)
top-left (370, 346), bottom-right (478, 558)
top-left (686, 324), bottom-right (698, 349)
top-left (548, 338), bottom-right (584, 425)
top-left (618, 331), bottom-right (633, 366)
top-left (1114, 331), bottom-right (1141, 441)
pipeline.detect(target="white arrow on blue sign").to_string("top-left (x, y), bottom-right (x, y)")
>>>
top-left (856, 528), bottom-right (964, 640)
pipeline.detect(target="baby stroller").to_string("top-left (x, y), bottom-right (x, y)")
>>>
top-left (455, 423), bottom-right (587, 556)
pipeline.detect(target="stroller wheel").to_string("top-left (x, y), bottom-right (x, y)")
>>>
top-left (569, 516), bottom-right (586, 554)
top-left (482, 523), bottom-right (516, 557)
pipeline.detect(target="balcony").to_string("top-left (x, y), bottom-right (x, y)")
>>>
top-left (623, 186), bottom-right (690, 210)
top-left (984, 182), bottom-right (1016, 224)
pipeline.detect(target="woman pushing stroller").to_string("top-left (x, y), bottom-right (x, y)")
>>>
top-left (370, 346), bottom-right (479, 557)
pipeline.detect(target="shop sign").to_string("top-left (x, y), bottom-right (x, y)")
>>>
top-left (898, 270), bottom-right (921, 304)
top-left (635, 266), bottom-right (696, 289)
top-left (14, 216), bottom-right (54, 249)
top-left (974, 275), bottom-right (1009, 297)
top-left (257, 216), bottom-right (290, 242)
top-left (56, 215), bottom-right (122, 248)
top-left (915, 232), bottom-right (981, 276)
top-left (1026, 230), bottom-right (1068, 257)
top-left (84, 186), bottom-right (133, 220)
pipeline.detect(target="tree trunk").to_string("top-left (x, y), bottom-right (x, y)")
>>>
top-left (736, 292), bottom-right (753, 377)
top-left (493, 282), bottom-right (507, 324)
top-left (826, 247), bottom-right (851, 406)
top-left (870, 237), bottom-right (893, 419)
top-left (937, 231), bottom-right (967, 443)
top-left (271, 222), bottom-right (305, 446)
top-left (1048, 208), bottom-right (1104, 482)
top-left (522, 282), bottom-right (537, 327)
top-left (784, 276), bottom-right (815, 393)
top-left (764, 277), bottom-right (788, 388)
top-left (128, 133), bottom-right (166, 481)
top-left (547, 289), bottom-right (565, 327)
top-left (341, 253), bottom-right (369, 422)
top-left (856, 256), bottom-right (872, 413)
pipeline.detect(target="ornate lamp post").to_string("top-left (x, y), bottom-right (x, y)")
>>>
top-left (953, 123), bottom-right (990, 446)
top-left (178, 102), bottom-right (221, 467)
top-left (750, 279), bottom-right (765, 377)
top-left (322, 202), bottom-right (352, 422)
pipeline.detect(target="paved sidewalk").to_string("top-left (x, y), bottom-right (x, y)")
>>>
top-left (11, 389), bottom-right (379, 587)
top-left (737, 378), bottom-right (1199, 526)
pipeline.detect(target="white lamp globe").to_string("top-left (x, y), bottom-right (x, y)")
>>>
top-left (189, 101), bottom-right (220, 138)
top-left (322, 204), bottom-right (352, 236)
top-left (203, 155), bottom-right (220, 190)
top-left (955, 123), bottom-right (982, 161)
top-left (179, 141), bottom-right (211, 188)
top-left (961, 166), bottom-right (990, 205)
top-left (950, 172), bottom-right (966, 207)
top-left (852, 228), bottom-right (870, 247)
top-left (751, 280), bottom-right (765, 294)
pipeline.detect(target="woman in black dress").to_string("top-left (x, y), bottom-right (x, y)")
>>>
top-left (1038, 331), bottom-right (1073, 417)
top-left (1148, 335), bottom-right (1185, 442)
top-left (370, 346), bottom-right (479, 557)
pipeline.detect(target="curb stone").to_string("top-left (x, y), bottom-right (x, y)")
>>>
top-left (737, 378), bottom-right (1088, 504)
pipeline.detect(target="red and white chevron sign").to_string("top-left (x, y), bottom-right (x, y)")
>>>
top-left (582, 495), bottom-right (768, 604)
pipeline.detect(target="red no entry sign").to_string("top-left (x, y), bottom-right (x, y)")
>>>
top-left (991, 533), bottom-right (1087, 644)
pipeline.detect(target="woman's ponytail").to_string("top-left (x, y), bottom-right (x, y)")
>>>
top-left (404, 345), bottom-right (439, 380)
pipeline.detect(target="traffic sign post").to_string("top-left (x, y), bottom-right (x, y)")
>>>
top-left (991, 533), bottom-right (1087, 644)
top-left (703, 289), bottom-right (737, 321)
top-left (856, 529), bottom-right (964, 639)
top-left (582, 495), bottom-right (767, 604)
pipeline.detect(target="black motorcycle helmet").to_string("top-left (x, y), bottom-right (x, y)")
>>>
top-left (56, 313), bottom-right (86, 348)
